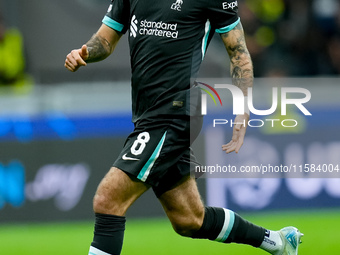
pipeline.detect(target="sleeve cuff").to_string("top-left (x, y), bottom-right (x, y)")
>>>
top-left (215, 17), bottom-right (240, 34)
top-left (102, 16), bottom-right (125, 33)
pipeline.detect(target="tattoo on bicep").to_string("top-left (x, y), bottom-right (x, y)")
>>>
top-left (86, 34), bottom-right (111, 63)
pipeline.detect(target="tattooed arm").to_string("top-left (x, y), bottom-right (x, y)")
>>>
top-left (220, 21), bottom-right (253, 154)
top-left (221, 21), bottom-right (253, 95)
top-left (65, 24), bottom-right (122, 72)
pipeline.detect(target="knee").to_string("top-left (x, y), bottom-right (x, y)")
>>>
top-left (93, 193), bottom-right (109, 214)
top-left (171, 215), bottom-right (203, 237)
top-left (93, 192), bottom-right (126, 215)
top-left (93, 187), bottom-right (134, 216)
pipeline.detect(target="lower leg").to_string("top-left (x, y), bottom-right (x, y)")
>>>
top-left (90, 213), bottom-right (126, 255)
top-left (192, 206), bottom-right (265, 246)
top-left (89, 167), bottom-right (149, 255)
top-left (158, 176), bottom-right (205, 237)
top-left (192, 206), bottom-right (286, 254)
top-left (158, 176), bottom-right (284, 254)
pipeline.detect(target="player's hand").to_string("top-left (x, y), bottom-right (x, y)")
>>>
top-left (222, 114), bottom-right (249, 154)
top-left (64, 44), bottom-right (89, 72)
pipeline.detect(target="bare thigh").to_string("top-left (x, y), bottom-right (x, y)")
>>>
top-left (93, 167), bottom-right (150, 216)
top-left (158, 176), bottom-right (205, 237)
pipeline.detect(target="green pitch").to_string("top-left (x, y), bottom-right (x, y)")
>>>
top-left (1, 209), bottom-right (339, 254)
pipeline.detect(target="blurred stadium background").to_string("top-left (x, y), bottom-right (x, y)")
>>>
top-left (0, 0), bottom-right (340, 254)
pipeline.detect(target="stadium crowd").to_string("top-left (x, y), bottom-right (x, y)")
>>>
top-left (238, 0), bottom-right (340, 77)
top-left (1, 0), bottom-right (339, 84)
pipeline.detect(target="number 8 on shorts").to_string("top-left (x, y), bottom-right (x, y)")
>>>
top-left (130, 132), bottom-right (150, 156)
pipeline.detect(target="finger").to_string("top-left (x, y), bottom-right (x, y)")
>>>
top-left (223, 132), bottom-right (243, 153)
top-left (64, 60), bottom-right (76, 72)
top-left (65, 52), bottom-right (80, 68)
top-left (234, 141), bottom-right (243, 153)
top-left (64, 57), bottom-right (74, 69)
top-left (222, 140), bottom-right (234, 149)
top-left (234, 135), bottom-right (245, 153)
top-left (71, 50), bottom-right (87, 66)
top-left (222, 139), bottom-right (234, 148)
top-left (81, 44), bottom-right (89, 60)
top-left (222, 144), bottom-right (232, 151)
top-left (66, 53), bottom-right (78, 68)
top-left (222, 142), bottom-right (236, 154)
top-left (65, 56), bottom-right (81, 72)
top-left (226, 144), bottom-right (237, 153)
top-left (222, 134), bottom-right (239, 152)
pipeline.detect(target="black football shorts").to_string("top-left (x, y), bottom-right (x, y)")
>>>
top-left (113, 116), bottom-right (203, 196)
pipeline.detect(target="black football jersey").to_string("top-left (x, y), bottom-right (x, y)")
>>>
top-left (103, 0), bottom-right (240, 122)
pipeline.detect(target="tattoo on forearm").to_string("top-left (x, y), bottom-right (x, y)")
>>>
top-left (221, 22), bottom-right (253, 95)
top-left (86, 34), bottom-right (112, 63)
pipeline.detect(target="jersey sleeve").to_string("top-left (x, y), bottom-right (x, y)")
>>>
top-left (207, 0), bottom-right (240, 34)
top-left (102, 0), bottom-right (129, 34)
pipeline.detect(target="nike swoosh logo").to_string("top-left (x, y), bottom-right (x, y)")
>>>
top-left (122, 153), bottom-right (140, 161)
